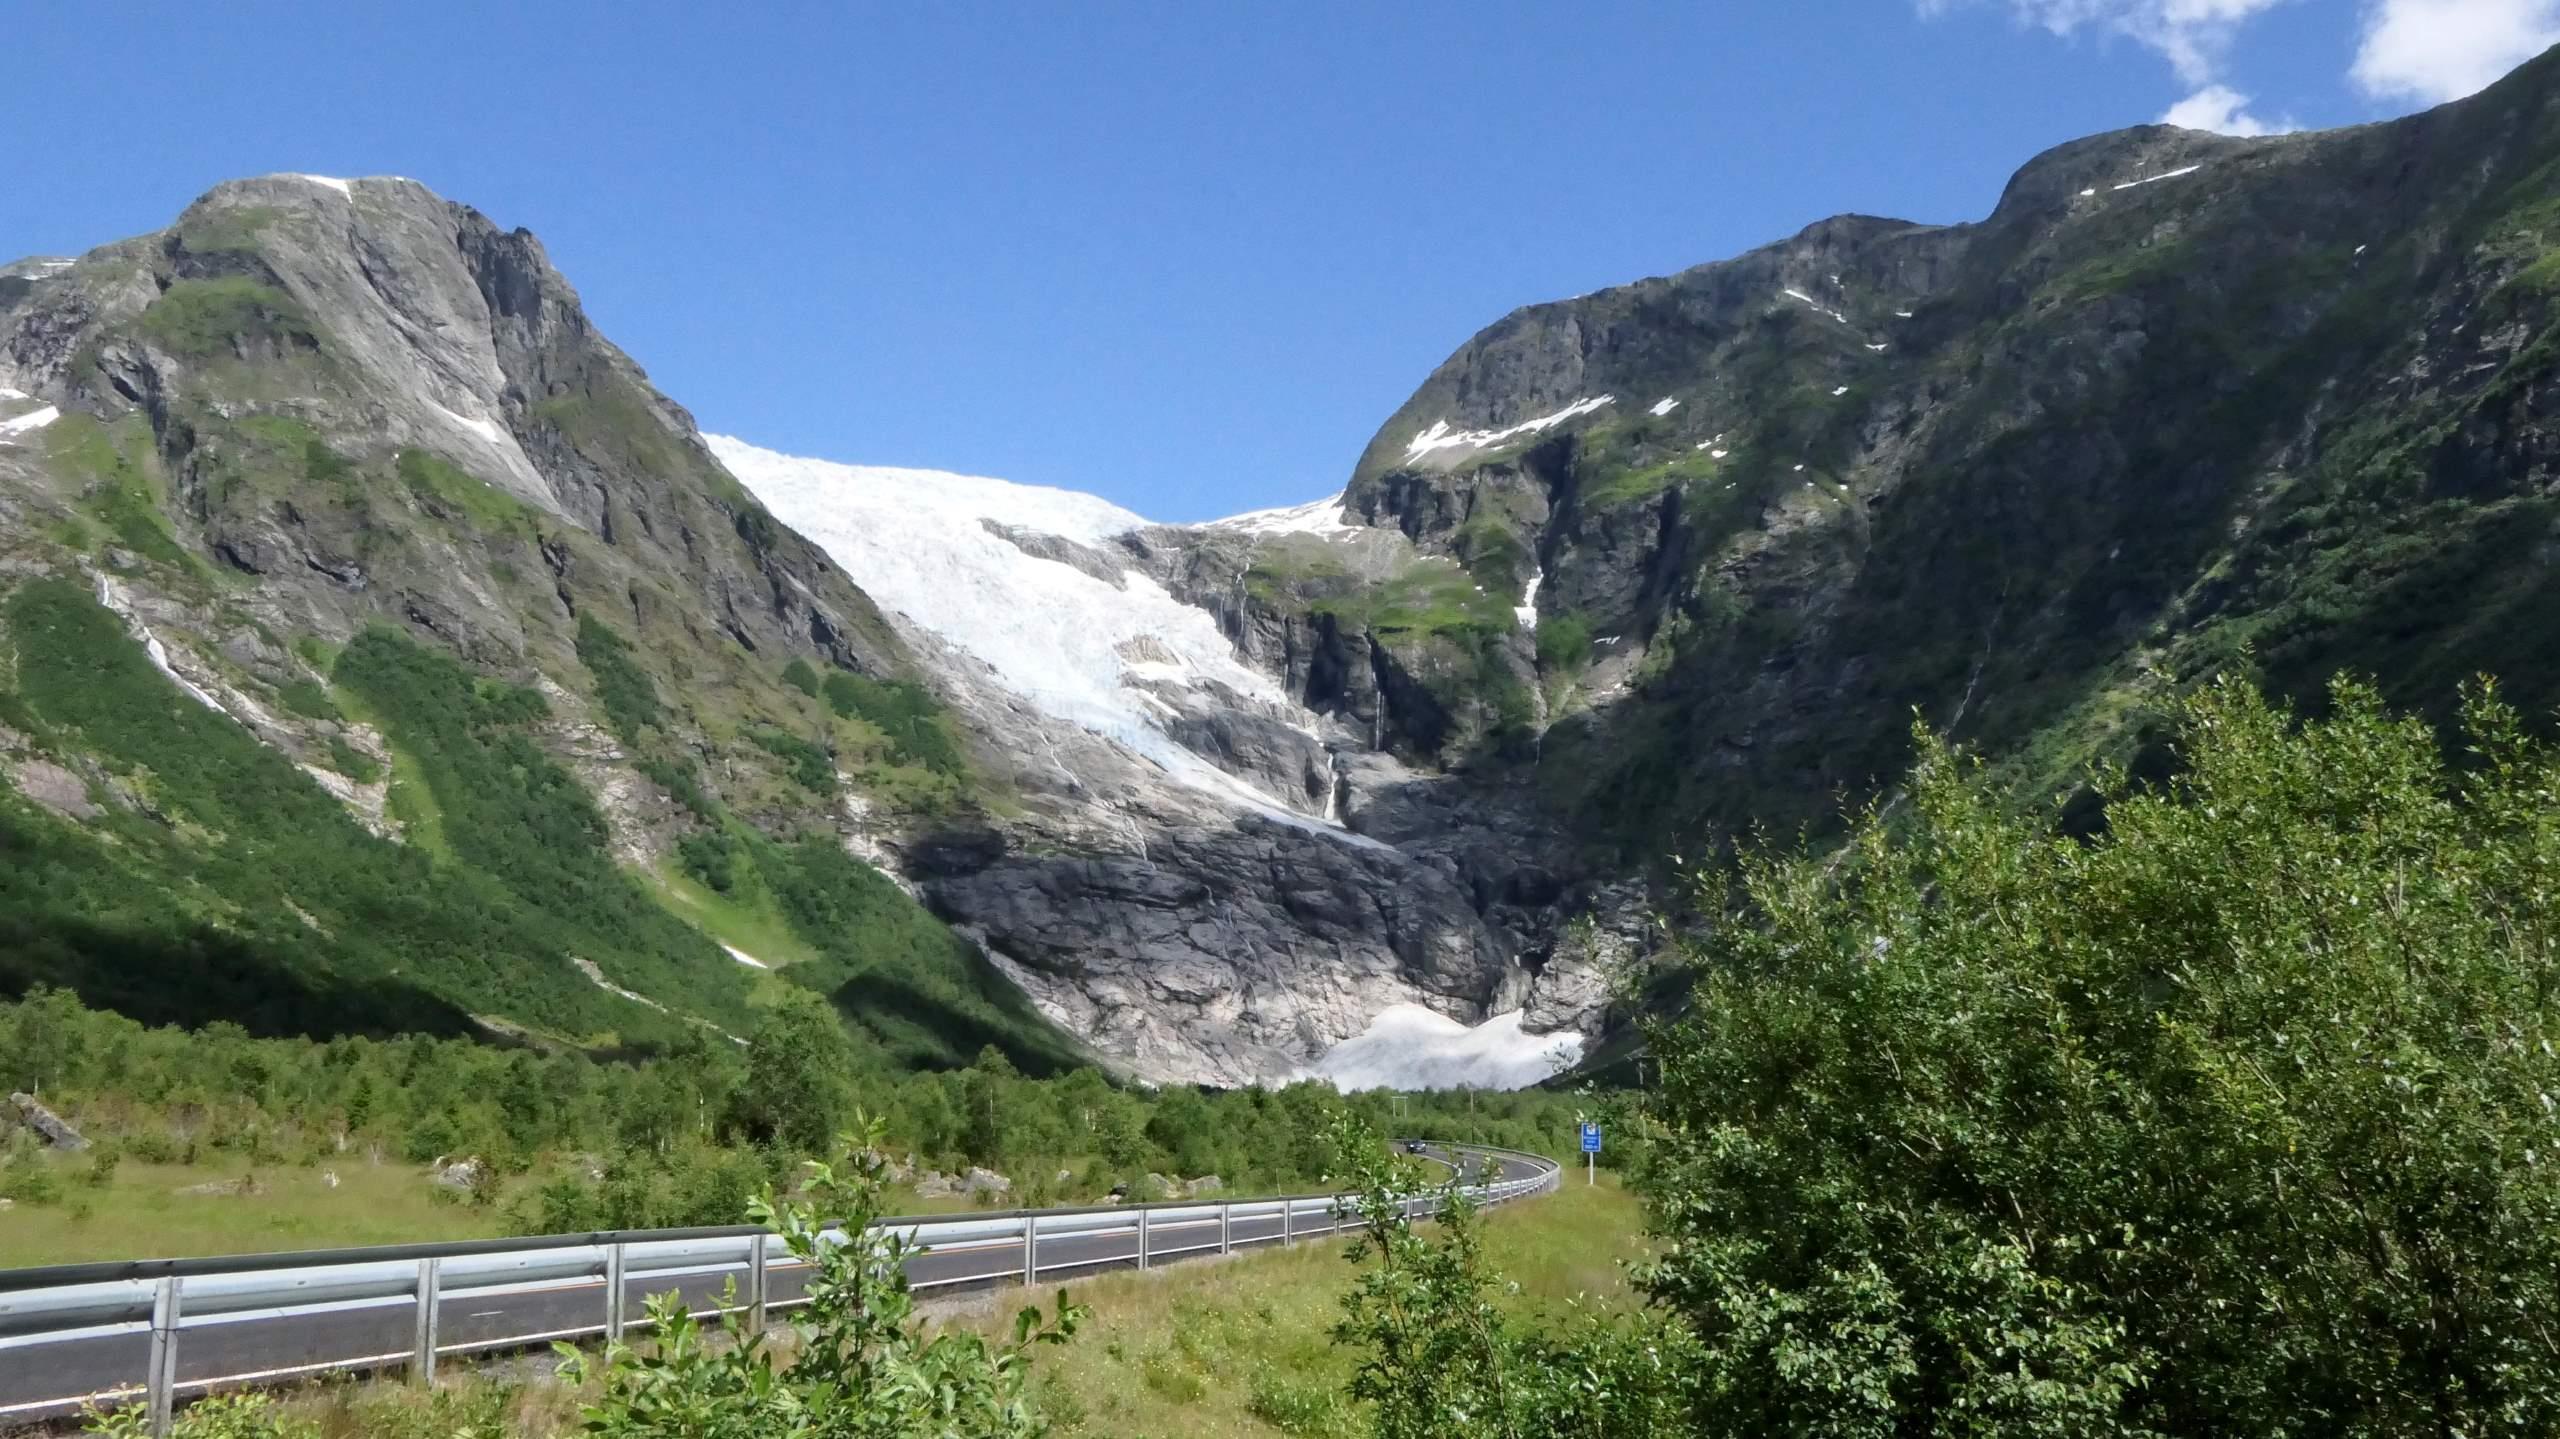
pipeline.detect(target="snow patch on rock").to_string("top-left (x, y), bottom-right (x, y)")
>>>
top-left (434, 402), bottom-right (506, 447)
top-left (1210, 491), bottom-right (1357, 538)
top-left (2112, 164), bottom-right (2202, 191)
top-left (1402, 396), bottom-right (1615, 462)
top-left (1782, 288), bottom-right (1849, 324)
top-left (0, 405), bottom-right (61, 440)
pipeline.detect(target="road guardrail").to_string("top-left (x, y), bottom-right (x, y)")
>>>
top-left (0, 1142), bottom-right (1562, 1432)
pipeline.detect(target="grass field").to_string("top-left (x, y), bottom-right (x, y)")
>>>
top-left (199, 1177), bottom-right (1646, 1439)
top-left (0, 1158), bottom-right (511, 1268)
top-left (0, 1154), bottom-right (1018, 1267)
top-left (982, 1175), bottom-right (1650, 1439)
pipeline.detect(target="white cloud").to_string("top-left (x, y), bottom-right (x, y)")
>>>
top-left (2350, 0), bottom-right (2560, 104)
top-left (2160, 82), bottom-right (2294, 132)
top-left (1922, 0), bottom-right (2293, 82)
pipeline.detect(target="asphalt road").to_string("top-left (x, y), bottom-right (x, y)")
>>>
top-left (0, 1146), bottom-right (1546, 1424)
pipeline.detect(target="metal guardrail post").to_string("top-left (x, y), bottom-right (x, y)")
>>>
top-left (603, 1243), bottom-right (626, 1341)
top-left (411, 1257), bottom-right (441, 1385)
top-left (1136, 1207), bottom-right (1150, 1271)
top-left (1023, 1214), bottom-right (1037, 1284)
top-left (1282, 1198), bottom-right (1293, 1248)
top-left (1219, 1202), bottom-right (1230, 1255)
top-left (747, 1237), bottom-right (768, 1334)
top-left (145, 1275), bottom-right (181, 1438)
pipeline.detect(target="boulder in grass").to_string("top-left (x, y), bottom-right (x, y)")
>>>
top-left (430, 1156), bottom-right (487, 1191)
top-left (8, 1093), bottom-right (88, 1152)
top-left (960, 1166), bottom-right (1012, 1198)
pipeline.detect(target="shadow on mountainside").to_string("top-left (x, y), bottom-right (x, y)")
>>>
top-left (0, 913), bottom-right (480, 1042)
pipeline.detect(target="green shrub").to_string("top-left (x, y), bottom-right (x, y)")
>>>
top-left (1246, 1368), bottom-right (1355, 1435)
top-left (1327, 1113), bottom-right (1700, 1437)
top-left (0, 1155), bottom-right (62, 1206)
top-left (676, 828), bottom-right (741, 894)
top-left (1639, 676), bottom-right (2560, 1435)
top-left (323, 735), bottom-right (380, 782)
top-left (558, 1117), bottom-right (1084, 1439)
top-left (636, 755), bottom-right (715, 820)
top-left (782, 658), bottom-right (822, 698)
top-left (1534, 613), bottom-right (1593, 671)
top-left (87, 1391), bottom-right (315, 1439)
top-left (749, 727), bottom-right (835, 794)
top-left (573, 616), bottom-right (664, 745)
top-left (136, 279), bottom-right (319, 358)
top-left (273, 679), bottom-right (339, 722)
top-left (822, 671), bottom-right (966, 777)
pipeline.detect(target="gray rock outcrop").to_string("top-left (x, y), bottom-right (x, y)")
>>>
top-left (430, 1156), bottom-right (487, 1191)
top-left (8, 1093), bottom-right (88, 1151)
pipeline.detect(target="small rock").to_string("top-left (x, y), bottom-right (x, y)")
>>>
top-left (1055, 1169), bottom-right (1075, 1186)
top-left (1142, 1172), bottom-right (1177, 1200)
top-left (913, 1171), bottom-right (960, 1198)
top-left (960, 1166), bottom-right (1011, 1197)
top-left (1183, 1174), bottom-right (1225, 1197)
top-left (430, 1156), bottom-right (487, 1191)
top-left (322, 1169), bottom-right (340, 1190)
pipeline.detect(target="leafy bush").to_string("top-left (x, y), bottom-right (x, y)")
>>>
top-left (749, 727), bottom-right (835, 795)
top-left (559, 1117), bottom-right (1084, 1438)
top-left (323, 735), bottom-right (379, 783)
top-left (1639, 676), bottom-right (2560, 1435)
top-left (575, 615), bottom-right (665, 745)
top-left (676, 828), bottom-right (741, 893)
top-left (822, 671), bottom-right (966, 777)
top-left (87, 1392), bottom-right (314, 1439)
top-left (782, 658), bottom-right (822, 698)
top-left (135, 279), bottom-right (319, 359)
top-left (637, 754), bottom-right (716, 821)
top-left (1533, 613), bottom-right (1593, 672)
top-left (1328, 1114), bottom-right (1700, 1438)
top-left (273, 679), bottom-right (339, 721)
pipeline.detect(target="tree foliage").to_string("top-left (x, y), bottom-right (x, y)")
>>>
top-left (1328, 1114), bottom-right (1700, 1438)
top-left (1638, 676), bottom-right (2560, 1435)
top-left (559, 1116), bottom-right (1084, 1439)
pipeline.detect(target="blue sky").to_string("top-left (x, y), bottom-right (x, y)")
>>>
top-left (3, 2), bottom-right (2551, 520)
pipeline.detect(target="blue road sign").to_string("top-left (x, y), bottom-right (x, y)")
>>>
top-left (1579, 1123), bottom-right (1602, 1153)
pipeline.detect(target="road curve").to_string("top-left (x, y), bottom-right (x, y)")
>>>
top-left (0, 1144), bottom-right (1553, 1425)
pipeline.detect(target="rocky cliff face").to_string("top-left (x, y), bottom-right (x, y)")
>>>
top-left (1187, 47), bottom-right (2560, 896)
top-left (0, 176), bottom-right (1076, 1070)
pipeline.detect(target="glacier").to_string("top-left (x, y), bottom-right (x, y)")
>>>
top-left (713, 434), bottom-right (1589, 1091)
top-left (708, 436), bottom-right (1371, 841)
